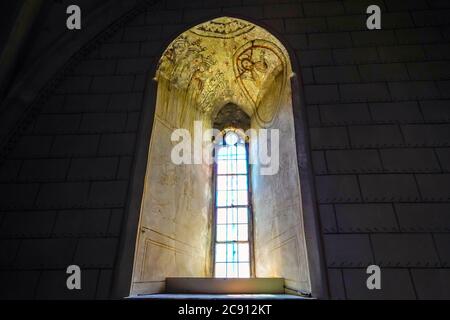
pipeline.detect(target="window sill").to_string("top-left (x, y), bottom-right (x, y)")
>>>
top-left (130, 293), bottom-right (308, 300)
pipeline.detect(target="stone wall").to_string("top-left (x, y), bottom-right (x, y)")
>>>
top-left (0, 0), bottom-right (449, 299)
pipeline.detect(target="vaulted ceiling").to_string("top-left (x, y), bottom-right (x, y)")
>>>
top-left (156, 17), bottom-right (292, 128)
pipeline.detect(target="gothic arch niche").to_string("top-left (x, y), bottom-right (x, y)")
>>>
top-left (130, 17), bottom-right (312, 296)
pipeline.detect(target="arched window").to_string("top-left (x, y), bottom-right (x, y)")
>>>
top-left (128, 17), bottom-right (323, 297)
top-left (213, 129), bottom-right (252, 278)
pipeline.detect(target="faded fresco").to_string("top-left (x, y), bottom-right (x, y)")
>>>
top-left (131, 17), bottom-right (311, 295)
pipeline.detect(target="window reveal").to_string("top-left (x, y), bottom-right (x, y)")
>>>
top-left (214, 131), bottom-right (253, 278)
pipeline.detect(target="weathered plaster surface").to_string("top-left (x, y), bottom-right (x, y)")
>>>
top-left (131, 84), bottom-right (212, 295)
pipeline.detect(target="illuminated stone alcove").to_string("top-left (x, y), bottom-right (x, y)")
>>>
top-left (130, 17), bottom-right (311, 296)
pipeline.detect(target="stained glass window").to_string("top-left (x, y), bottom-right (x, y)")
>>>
top-left (214, 131), bottom-right (252, 278)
